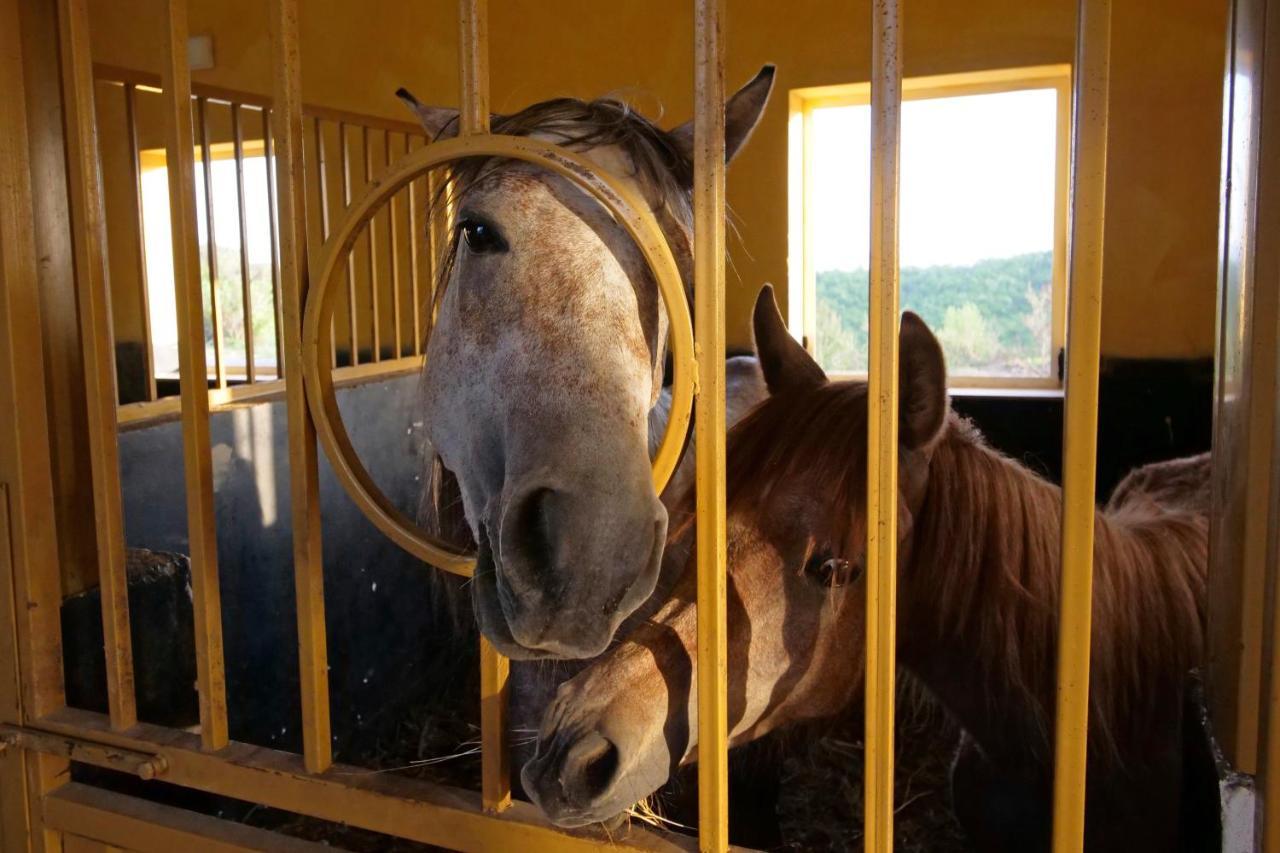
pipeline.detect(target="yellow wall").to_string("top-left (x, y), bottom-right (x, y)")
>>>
top-left (88, 0), bottom-right (1225, 358)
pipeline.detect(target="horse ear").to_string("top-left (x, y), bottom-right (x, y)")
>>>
top-left (898, 312), bottom-right (948, 449)
top-left (753, 284), bottom-right (826, 395)
top-left (396, 88), bottom-right (460, 141)
top-left (670, 64), bottom-right (776, 165)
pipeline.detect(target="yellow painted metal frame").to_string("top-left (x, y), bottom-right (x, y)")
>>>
top-left (692, 1), bottom-right (729, 850)
top-left (301, 134), bottom-right (696, 575)
top-left (863, 0), bottom-right (902, 849)
top-left (788, 64), bottom-right (1072, 391)
top-left (1050, 2), bottom-right (1112, 851)
top-left (0, 0), bottom-right (1122, 850)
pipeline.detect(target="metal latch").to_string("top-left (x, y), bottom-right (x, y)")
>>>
top-left (0, 723), bottom-right (168, 780)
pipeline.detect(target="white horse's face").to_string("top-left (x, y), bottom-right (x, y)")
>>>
top-left (403, 68), bottom-right (775, 660)
top-left (424, 155), bottom-right (669, 660)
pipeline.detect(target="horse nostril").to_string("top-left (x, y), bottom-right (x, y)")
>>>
top-left (562, 731), bottom-right (620, 806)
top-left (505, 486), bottom-right (557, 580)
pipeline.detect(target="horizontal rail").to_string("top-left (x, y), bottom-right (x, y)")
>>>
top-left (0, 724), bottom-right (165, 780)
top-left (33, 709), bottom-right (705, 853)
top-left (45, 784), bottom-right (330, 853)
top-left (92, 62), bottom-right (425, 136)
top-left (116, 355), bottom-right (426, 429)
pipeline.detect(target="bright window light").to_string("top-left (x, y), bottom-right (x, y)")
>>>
top-left (792, 68), bottom-right (1069, 385)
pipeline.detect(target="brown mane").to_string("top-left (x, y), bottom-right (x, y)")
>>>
top-left (715, 378), bottom-right (1208, 763)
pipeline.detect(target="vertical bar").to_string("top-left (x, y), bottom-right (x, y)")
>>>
top-left (197, 96), bottom-right (226, 389)
top-left (692, 1), bottom-right (728, 850)
top-left (0, 1), bottom-right (73, 845)
top-left (864, 4), bottom-right (902, 853)
top-left (387, 132), bottom-right (402, 358)
top-left (426, 153), bottom-right (448, 343)
top-left (312, 118), bottom-right (338, 370)
top-left (161, 0), bottom-right (229, 751)
top-left (1051, 1), bottom-right (1112, 850)
top-left (406, 135), bottom-right (422, 356)
top-left (270, 0), bottom-right (332, 774)
top-left (232, 104), bottom-right (255, 384)
top-left (56, 0), bottom-right (138, 732)
top-left (457, 0), bottom-right (510, 816)
top-left (124, 84), bottom-right (158, 401)
top-left (338, 122), bottom-right (359, 366)
top-left (263, 108), bottom-right (284, 379)
top-left (363, 126), bottom-right (381, 362)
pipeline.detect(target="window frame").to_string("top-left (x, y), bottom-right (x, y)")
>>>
top-left (787, 64), bottom-right (1072, 391)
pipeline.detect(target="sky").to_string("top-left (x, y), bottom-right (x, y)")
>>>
top-left (810, 87), bottom-right (1059, 271)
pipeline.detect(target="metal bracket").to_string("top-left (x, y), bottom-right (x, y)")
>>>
top-left (0, 723), bottom-right (168, 780)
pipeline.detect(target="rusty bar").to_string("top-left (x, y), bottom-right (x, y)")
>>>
top-left (124, 83), bottom-right (158, 402)
top-left (338, 122), bottom-right (359, 366)
top-left (363, 125), bottom-right (381, 362)
top-left (263, 107), bottom-right (284, 380)
top-left (232, 103), bottom-right (255, 383)
top-left (161, 0), bottom-right (230, 751)
top-left (56, 0), bottom-right (138, 732)
top-left (269, 0), bottom-right (333, 774)
top-left (197, 96), bottom-right (226, 389)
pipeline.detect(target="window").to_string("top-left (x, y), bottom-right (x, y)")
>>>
top-left (139, 140), bottom-right (280, 385)
top-left (788, 65), bottom-right (1070, 389)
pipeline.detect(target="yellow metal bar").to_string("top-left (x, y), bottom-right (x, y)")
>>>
top-left (387, 133), bottom-right (403, 358)
top-left (124, 83), bottom-right (159, 402)
top-left (692, 1), bottom-right (728, 850)
top-left (161, 0), bottom-right (230, 752)
top-left (232, 104), bottom-right (256, 384)
top-left (407, 136), bottom-right (423, 356)
top-left (459, 0), bottom-right (490, 136)
top-left (270, 0), bottom-right (333, 775)
top-left (46, 784), bottom-right (332, 853)
top-left (117, 356), bottom-right (427, 429)
top-left (338, 122), bottom-right (360, 366)
top-left (57, 0), bottom-right (139, 733)
top-left (479, 636), bottom-right (510, 814)
top-left (312, 118), bottom-right (338, 371)
top-left (263, 107), bottom-right (285, 380)
top-left (1051, 0), bottom-right (1112, 849)
top-left (0, 724), bottom-right (166, 780)
top-left (197, 96), bottom-right (227, 390)
top-left (363, 126), bottom-right (381, 363)
top-left (456, 0), bottom-right (510, 814)
top-left (1, 1), bottom-right (74, 845)
top-left (36, 709), bottom-right (696, 852)
top-left (864, 0), bottom-right (903, 851)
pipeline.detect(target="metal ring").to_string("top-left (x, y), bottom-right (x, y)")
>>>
top-left (303, 134), bottom-right (696, 576)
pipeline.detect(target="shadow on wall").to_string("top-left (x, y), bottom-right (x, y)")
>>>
top-left (105, 374), bottom-right (467, 759)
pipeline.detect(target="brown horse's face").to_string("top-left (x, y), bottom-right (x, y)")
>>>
top-left (524, 288), bottom-right (948, 826)
top-left (400, 70), bottom-right (774, 660)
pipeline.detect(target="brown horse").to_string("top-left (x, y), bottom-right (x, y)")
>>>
top-left (523, 287), bottom-right (1212, 850)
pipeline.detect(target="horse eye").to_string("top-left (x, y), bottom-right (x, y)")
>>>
top-left (459, 218), bottom-right (507, 254)
top-left (803, 552), bottom-right (861, 588)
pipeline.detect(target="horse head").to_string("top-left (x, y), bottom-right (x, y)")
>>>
top-left (521, 286), bottom-right (949, 825)
top-left (402, 68), bottom-right (775, 660)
